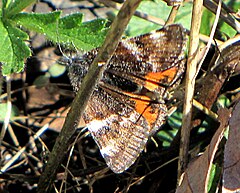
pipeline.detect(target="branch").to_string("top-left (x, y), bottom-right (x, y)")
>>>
top-left (37, 0), bottom-right (142, 192)
top-left (177, 0), bottom-right (203, 182)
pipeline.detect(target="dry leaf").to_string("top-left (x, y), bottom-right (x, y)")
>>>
top-left (176, 108), bottom-right (230, 193)
top-left (222, 100), bottom-right (240, 193)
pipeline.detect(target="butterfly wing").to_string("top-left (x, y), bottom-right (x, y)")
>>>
top-left (84, 88), bottom-right (167, 173)
top-left (106, 24), bottom-right (187, 89)
top-left (68, 24), bottom-right (187, 173)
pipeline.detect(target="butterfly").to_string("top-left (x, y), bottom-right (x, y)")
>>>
top-left (67, 24), bottom-right (187, 173)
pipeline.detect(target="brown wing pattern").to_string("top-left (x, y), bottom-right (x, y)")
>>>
top-left (68, 24), bottom-right (187, 173)
top-left (106, 24), bottom-right (187, 86)
top-left (84, 88), bottom-right (167, 173)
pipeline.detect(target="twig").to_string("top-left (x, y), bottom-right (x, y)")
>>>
top-left (36, 0), bottom-right (142, 192)
top-left (165, 5), bottom-right (180, 25)
top-left (59, 144), bottom-right (75, 193)
top-left (177, 0), bottom-right (203, 183)
top-left (192, 99), bottom-right (218, 121)
top-left (0, 124), bottom-right (49, 172)
top-left (99, 0), bottom-right (165, 25)
top-left (196, 0), bottom-right (222, 78)
top-left (7, 124), bottom-right (19, 147)
top-left (203, 0), bottom-right (240, 32)
top-left (129, 156), bottom-right (179, 187)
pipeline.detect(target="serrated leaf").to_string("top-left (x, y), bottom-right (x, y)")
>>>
top-left (25, 12), bottom-right (107, 51)
top-left (4, 0), bottom-right (37, 17)
top-left (50, 17), bottom-right (108, 51)
top-left (57, 13), bottom-right (83, 29)
top-left (0, 18), bottom-right (31, 75)
top-left (10, 11), bottom-right (61, 34)
top-left (11, 12), bottom-right (108, 51)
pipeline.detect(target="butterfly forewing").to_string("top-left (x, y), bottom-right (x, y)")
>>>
top-left (107, 24), bottom-right (186, 86)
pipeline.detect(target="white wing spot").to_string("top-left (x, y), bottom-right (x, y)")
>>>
top-left (87, 114), bottom-right (119, 133)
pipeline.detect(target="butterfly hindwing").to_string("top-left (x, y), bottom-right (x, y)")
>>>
top-left (84, 88), bottom-right (167, 173)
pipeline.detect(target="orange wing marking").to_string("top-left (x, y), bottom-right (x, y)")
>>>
top-left (131, 99), bottom-right (158, 127)
top-left (144, 66), bottom-right (178, 91)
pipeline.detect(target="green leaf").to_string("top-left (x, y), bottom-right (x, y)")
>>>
top-left (2, 0), bottom-right (10, 9)
top-left (197, 120), bottom-right (208, 134)
top-left (33, 74), bottom-right (50, 87)
top-left (11, 12), bottom-right (108, 51)
top-left (208, 164), bottom-right (217, 192)
top-left (168, 111), bottom-right (183, 130)
top-left (218, 22), bottom-right (237, 39)
top-left (51, 16), bottom-right (108, 51)
top-left (200, 8), bottom-right (215, 35)
top-left (0, 10), bottom-right (107, 75)
top-left (126, 0), bottom-right (170, 36)
top-left (175, 1), bottom-right (192, 29)
top-left (0, 103), bottom-right (19, 122)
top-left (157, 129), bottom-right (178, 147)
top-left (207, 163), bottom-right (222, 193)
top-left (10, 11), bottom-right (61, 34)
top-left (3, 0), bottom-right (37, 17)
top-left (0, 18), bottom-right (31, 75)
top-left (200, 0), bottom-right (239, 39)
top-left (156, 110), bottom-right (182, 147)
top-left (57, 12), bottom-right (83, 29)
top-left (222, 0), bottom-right (240, 39)
top-left (217, 95), bottom-right (230, 108)
top-left (126, 0), bottom-right (192, 37)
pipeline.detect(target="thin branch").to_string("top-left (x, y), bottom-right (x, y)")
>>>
top-left (0, 124), bottom-right (49, 172)
top-left (36, 0), bottom-right (142, 192)
top-left (177, 0), bottom-right (203, 183)
top-left (165, 5), bottom-right (180, 25)
top-left (197, 0), bottom-right (222, 77)
top-left (203, 0), bottom-right (240, 32)
top-left (99, 0), bottom-right (165, 25)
